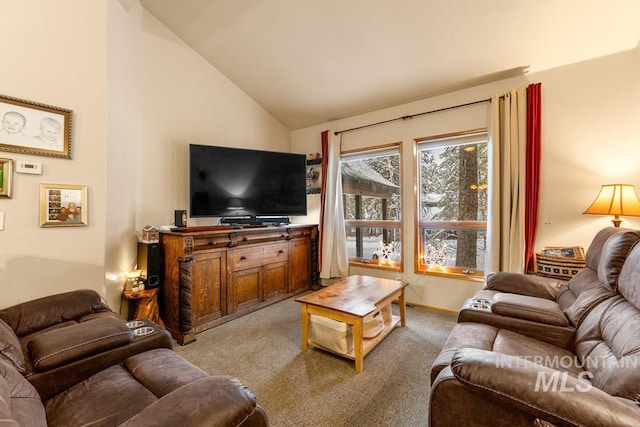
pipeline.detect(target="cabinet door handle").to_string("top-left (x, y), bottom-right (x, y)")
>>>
top-left (278, 250), bottom-right (284, 254)
top-left (242, 237), bottom-right (248, 242)
top-left (240, 256), bottom-right (247, 260)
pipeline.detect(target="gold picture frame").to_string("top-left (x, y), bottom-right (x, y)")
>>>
top-left (0, 158), bottom-right (12, 198)
top-left (0, 94), bottom-right (72, 159)
top-left (40, 184), bottom-right (87, 227)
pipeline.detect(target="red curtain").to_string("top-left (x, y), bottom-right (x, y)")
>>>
top-left (318, 130), bottom-right (329, 270)
top-left (525, 83), bottom-right (542, 272)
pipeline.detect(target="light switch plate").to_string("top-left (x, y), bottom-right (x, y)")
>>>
top-left (16, 161), bottom-right (42, 174)
top-left (0, 212), bottom-right (4, 231)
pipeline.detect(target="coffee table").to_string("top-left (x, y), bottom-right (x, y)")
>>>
top-left (295, 275), bottom-right (408, 373)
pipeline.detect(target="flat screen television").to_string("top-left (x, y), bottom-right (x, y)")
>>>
top-left (189, 144), bottom-right (307, 223)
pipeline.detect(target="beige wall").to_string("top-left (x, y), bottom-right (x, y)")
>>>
top-left (292, 46), bottom-right (640, 311)
top-left (138, 10), bottom-right (291, 229)
top-left (0, 0), bottom-right (290, 311)
top-left (105, 0), bottom-right (143, 311)
top-left (0, 0), bottom-right (108, 308)
top-left (533, 47), bottom-right (640, 248)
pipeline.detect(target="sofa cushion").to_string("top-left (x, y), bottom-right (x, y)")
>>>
top-left (618, 242), bottom-right (640, 308)
top-left (562, 284), bottom-right (614, 327)
top-left (448, 349), bottom-right (640, 427)
top-left (28, 316), bottom-right (132, 372)
top-left (575, 295), bottom-right (640, 401)
top-left (45, 348), bottom-right (209, 427)
top-left (556, 267), bottom-right (601, 313)
top-left (45, 363), bottom-right (157, 427)
top-left (596, 230), bottom-right (640, 292)
top-left (584, 227), bottom-right (631, 271)
top-left (0, 358), bottom-right (47, 427)
top-left (430, 322), bottom-right (583, 383)
top-left (124, 348), bottom-right (209, 397)
top-left (0, 319), bottom-right (25, 373)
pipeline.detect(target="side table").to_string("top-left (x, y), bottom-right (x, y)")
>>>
top-left (123, 288), bottom-right (164, 328)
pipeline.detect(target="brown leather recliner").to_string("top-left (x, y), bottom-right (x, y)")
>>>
top-left (0, 290), bottom-right (268, 426)
top-left (428, 233), bottom-right (640, 426)
top-left (455, 227), bottom-right (640, 349)
top-left (0, 289), bottom-right (174, 400)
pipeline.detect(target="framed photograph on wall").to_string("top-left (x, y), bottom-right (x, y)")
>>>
top-left (306, 158), bottom-right (322, 194)
top-left (0, 158), bottom-right (13, 198)
top-left (0, 94), bottom-right (73, 159)
top-left (40, 183), bottom-right (87, 227)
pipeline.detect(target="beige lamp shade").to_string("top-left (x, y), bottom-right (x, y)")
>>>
top-left (583, 184), bottom-right (640, 227)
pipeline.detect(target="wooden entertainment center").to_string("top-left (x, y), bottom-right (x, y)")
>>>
top-left (160, 224), bottom-right (319, 344)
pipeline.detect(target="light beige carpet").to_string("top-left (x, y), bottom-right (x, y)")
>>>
top-left (174, 294), bottom-right (456, 427)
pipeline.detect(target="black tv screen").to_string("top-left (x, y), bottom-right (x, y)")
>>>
top-left (189, 144), bottom-right (307, 219)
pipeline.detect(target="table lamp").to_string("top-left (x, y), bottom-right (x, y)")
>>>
top-left (583, 184), bottom-right (640, 227)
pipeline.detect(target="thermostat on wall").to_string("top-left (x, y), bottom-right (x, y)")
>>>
top-left (17, 161), bottom-right (42, 174)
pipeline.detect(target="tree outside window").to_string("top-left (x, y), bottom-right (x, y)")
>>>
top-left (341, 145), bottom-right (402, 270)
top-left (417, 132), bottom-right (488, 278)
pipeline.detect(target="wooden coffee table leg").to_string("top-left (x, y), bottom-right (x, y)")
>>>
top-left (353, 317), bottom-right (364, 373)
top-left (399, 289), bottom-right (407, 327)
top-left (301, 304), bottom-right (310, 352)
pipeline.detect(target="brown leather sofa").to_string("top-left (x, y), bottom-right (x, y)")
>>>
top-left (0, 290), bottom-right (268, 426)
top-left (429, 228), bottom-right (640, 426)
top-left (454, 227), bottom-right (640, 349)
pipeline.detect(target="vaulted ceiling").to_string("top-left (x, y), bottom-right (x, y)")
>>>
top-left (140, 0), bottom-right (640, 130)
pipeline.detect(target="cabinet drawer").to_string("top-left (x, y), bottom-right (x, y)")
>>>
top-left (229, 243), bottom-right (288, 270)
top-left (192, 234), bottom-right (232, 251)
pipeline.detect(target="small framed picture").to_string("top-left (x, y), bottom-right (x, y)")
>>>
top-left (40, 183), bottom-right (87, 227)
top-left (306, 157), bottom-right (322, 195)
top-left (0, 158), bottom-right (13, 198)
top-left (0, 94), bottom-right (73, 159)
top-left (542, 246), bottom-right (585, 259)
top-left (306, 163), bottom-right (321, 194)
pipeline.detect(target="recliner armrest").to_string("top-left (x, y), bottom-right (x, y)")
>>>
top-left (450, 348), bottom-right (640, 427)
top-left (119, 376), bottom-right (268, 427)
top-left (491, 293), bottom-right (569, 326)
top-left (28, 316), bottom-right (132, 372)
top-left (485, 272), bottom-right (565, 300)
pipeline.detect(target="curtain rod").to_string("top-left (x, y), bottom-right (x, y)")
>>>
top-left (334, 98), bottom-right (492, 136)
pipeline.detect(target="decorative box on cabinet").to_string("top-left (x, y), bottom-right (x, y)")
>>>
top-left (161, 224), bottom-right (318, 344)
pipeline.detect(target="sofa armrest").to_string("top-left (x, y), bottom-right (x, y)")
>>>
top-left (485, 272), bottom-right (565, 300)
top-left (450, 348), bottom-right (640, 427)
top-left (491, 293), bottom-right (569, 326)
top-left (0, 290), bottom-right (112, 337)
top-left (28, 316), bottom-right (132, 372)
top-left (119, 376), bottom-right (268, 427)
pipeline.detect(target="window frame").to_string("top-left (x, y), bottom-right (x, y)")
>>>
top-left (414, 129), bottom-right (488, 281)
top-left (341, 142), bottom-right (403, 272)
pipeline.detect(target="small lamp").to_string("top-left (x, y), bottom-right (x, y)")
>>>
top-left (583, 184), bottom-right (640, 227)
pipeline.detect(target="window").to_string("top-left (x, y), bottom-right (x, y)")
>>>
top-left (416, 131), bottom-right (488, 279)
top-left (341, 144), bottom-right (402, 270)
